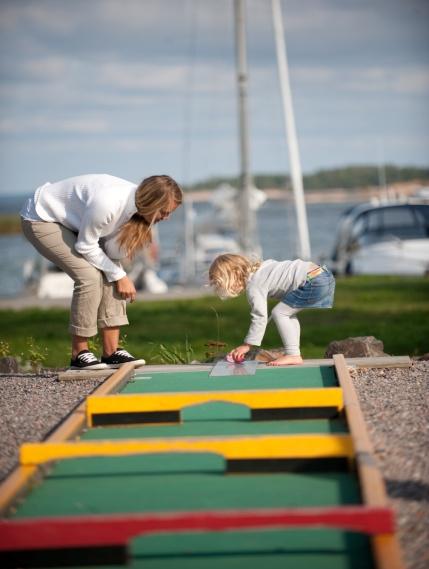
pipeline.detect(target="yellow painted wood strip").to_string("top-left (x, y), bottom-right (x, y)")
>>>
top-left (20, 434), bottom-right (354, 466)
top-left (333, 354), bottom-right (405, 569)
top-left (86, 387), bottom-right (343, 424)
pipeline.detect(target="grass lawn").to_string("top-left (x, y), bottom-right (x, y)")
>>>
top-left (0, 214), bottom-right (21, 235)
top-left (0, 275), bottom-right (428, 368)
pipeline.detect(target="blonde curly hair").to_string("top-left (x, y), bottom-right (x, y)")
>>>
top-left (209, 254), bottom-right (261, 299)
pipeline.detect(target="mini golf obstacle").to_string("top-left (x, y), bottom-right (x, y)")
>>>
top-left (0, 355), bottom-right (406, 569)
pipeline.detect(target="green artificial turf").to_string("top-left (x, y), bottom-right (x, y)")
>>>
top-left (127, 366), bottom-right (337, 392)
top-left (12, 465), bottom-right (372, 568)
top-left (14, 469), bottom-right (361, 517)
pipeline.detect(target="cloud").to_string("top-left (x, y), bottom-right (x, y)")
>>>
top-left (288, 65), bottom-right (429, 95)
top-left (0, 0), bottom-right (428, 193)
top-left (391, 69), bottom-right (429, 95)
top-left (98, 62), bottom-right (191, 91)
top-left (14, 56), bottom-right (71, 81)
top-left (0, 116), bottom-right (109, 135)
top-left (98, 60), bottom-right (235, 94)
top-left (0, 1), bottom-right (84, 35)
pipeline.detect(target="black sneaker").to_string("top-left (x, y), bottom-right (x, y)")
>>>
top-left (101, 348), bottom-right (146, 368)
top-left (70, 350), bottom-right (109, 370)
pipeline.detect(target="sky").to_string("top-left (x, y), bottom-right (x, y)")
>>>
top-left (0, 0), bottom-right (428, 195)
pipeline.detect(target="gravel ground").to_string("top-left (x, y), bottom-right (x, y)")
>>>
top-left (0, 373), bottom-right (104, 482)
top-left (0, 362), bottom-right (428, 569)
top-left (350, 361), bottom-right (429, 569)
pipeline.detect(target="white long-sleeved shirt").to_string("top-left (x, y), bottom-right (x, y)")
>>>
top-left (20, 174), bottom-right (138, 282)
top-left (244, 259), bottom-right (312, 346)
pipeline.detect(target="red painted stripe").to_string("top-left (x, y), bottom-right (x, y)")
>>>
top-left (0, 506), bottom-right (394, 551)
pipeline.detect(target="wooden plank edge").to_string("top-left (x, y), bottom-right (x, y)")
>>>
top-left (58, 369), bottom-right (114, 381)
top-left (346, 355), bottom-right (411, 369)
top-left (0, 506), bottom-right (395, 551)
top-left (333, 354), bottom-right (405, 569)
top-left (86, 387), bottom-right (343, 418)
top-left (136, 356), bottom-right (411, 375)
top-left (20, 434), bottom-right (354, 466)
top-left (0, 362), bottom-right (136, 516)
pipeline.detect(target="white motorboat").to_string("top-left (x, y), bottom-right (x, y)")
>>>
top-left (23, 249), bottom-right (169, 299)
top-left (194, 233), bottom-right (241, 268)
top-left (330, 199), bottom-right (429, 276)
top-left (22, 258), bottom-right (74, 299)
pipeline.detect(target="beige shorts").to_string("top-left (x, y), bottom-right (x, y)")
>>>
top-left (21, 219), bottom-right (129, 337)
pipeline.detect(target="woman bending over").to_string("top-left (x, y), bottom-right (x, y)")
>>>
top-left (21, 173), bottom-right (182, 369)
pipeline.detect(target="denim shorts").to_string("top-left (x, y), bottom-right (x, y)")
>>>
top-left (282, 266), bottom-right (335, 309)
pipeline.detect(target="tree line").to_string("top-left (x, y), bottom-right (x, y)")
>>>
top-left (189, 165), bottom-right (429, 191)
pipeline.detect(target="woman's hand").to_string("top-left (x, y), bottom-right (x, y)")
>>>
top-left (227, 344), bottom-right (251, 363)
top-left (115, 275), bottom-right (137, 302)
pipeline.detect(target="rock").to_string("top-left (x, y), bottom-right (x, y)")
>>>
top-left (254, 349), bottom-right (284, 362)
top-left (0, 356), bottom-right (20, 374)
top-left (324, 336), bottom-right (388, 358)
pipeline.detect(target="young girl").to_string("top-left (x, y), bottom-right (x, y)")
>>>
top-left (20, 173), bottom-right (182, 369)
top-left (209, 253), bottom-right (335, 366)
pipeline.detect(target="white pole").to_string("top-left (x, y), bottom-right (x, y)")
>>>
top-left (272, 0), bottom-right (311, 259)
top-left (182, 197), bottom-right (196, 283)
top-left (234, 0), bottom-right (257, 256)
top-left (377, 138), bottom-right (389, 201)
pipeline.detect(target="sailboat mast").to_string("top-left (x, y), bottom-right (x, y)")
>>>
top-left (272, 0), bottom-right (311, 259)
top-left (234, 0), bottom-right (257, 256)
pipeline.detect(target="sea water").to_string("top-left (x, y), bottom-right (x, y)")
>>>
top-left (0, 195), bottom-right (356, 298)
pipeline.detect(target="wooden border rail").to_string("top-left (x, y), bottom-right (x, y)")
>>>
top-left (333, 354), bottom-right (404, 569)
top-left (57, 355), bottom-right (411, 380)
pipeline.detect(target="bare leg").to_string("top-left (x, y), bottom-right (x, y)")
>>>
top-left (101, 326), bottom-right (120, 358)
top-left (72, 335), bottom-right (89, 358)
top-left (267, 302), bottom-right (304, 366)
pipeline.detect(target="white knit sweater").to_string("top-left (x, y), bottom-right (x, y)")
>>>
top-left (20, 174), bottom-right (138, 282)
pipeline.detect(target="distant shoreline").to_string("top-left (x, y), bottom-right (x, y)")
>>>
top-left (186, 181), bottom-right (424, 203)
top-left (0, 181), bottom-right (424, 235)
top-left (0, 180), bottom-right (424, 205)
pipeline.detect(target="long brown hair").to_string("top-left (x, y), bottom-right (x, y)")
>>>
top-left (118, 175), bottom-right (182, 258)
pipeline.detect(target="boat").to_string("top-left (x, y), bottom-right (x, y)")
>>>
top-left (329, 198), bottom-right (429, 276)
top-left (178, 0), bottom-right (310, 286)
top-left (23, 241), bottom-right (169, 299)
top-left (191, 183), bottom-right (266, 275)
top-left (194, 233), bottom-right (241, 268)
top-left (23, 258), bottom-right (74, 299)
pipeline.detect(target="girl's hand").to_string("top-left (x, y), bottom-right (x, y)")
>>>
top-left (228, 344), bottom-right (251, 363)
top-left (116, 275), bottom-right (137, 302)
